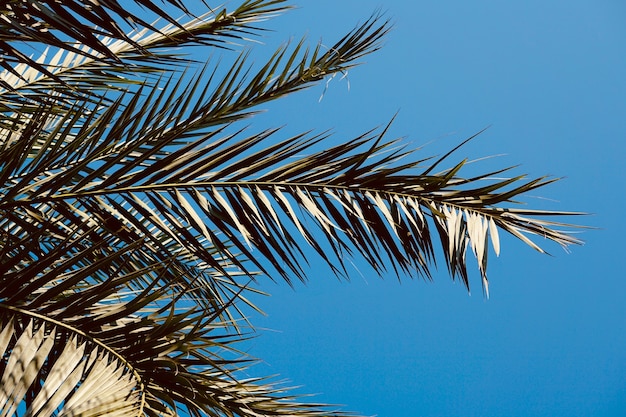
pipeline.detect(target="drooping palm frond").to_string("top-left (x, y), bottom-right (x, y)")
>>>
top-left (0, 1), bottom-right (584, 416)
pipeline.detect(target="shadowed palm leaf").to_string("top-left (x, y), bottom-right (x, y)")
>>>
top-left (0, 1), bottom-right (584, 416)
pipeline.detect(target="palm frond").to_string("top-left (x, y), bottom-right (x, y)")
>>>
top-left (0, 13), bottom-right (392, 289)
top-left (0, 256), bottom-right (351, 417)
top-left (0, 0), bottom-right (292, 110)
top-left (0, 1), bottom-right (586, 416)
top-left (0, 311), bottom-right (145, 417)
top-left (2, 98), bottom-right (584, 297)
top-left (0, 0), bottom-right (287, 64)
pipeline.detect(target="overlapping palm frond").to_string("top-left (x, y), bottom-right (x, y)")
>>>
top-left (0, 312), bottom-right (144, 417)
top-left (0, 0), bottom-right (290, 110)
top-left (0, 0), bottom-right (584, 416)
top-left (0, 262), bottom-right (342, 417)
top-left (0, 217), bottom-right (354, 416)
top-left (0, 10), bottom-right (392, 293)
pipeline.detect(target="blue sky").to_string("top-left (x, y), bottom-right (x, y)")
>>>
top-left (230, 1), bottom-right (626, 417)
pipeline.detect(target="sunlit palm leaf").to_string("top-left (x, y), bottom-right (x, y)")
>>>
top-left (0, 231), bottom-right (349, 416)
top-left (0, 0), bottom-right (292, 110)
top-left (0, 314), bottom-right (144, 417)
top-left (0, 1), bottom-right (585, 416)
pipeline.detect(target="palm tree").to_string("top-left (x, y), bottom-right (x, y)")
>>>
top-left (0, 1), bottom-right (584, 416)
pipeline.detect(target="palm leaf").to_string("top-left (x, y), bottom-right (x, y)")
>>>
top-left (0, 1), bottom-right (585, 416)
top-left (3, 108), bottom-right (583, 295)
top-left (0, 0), bottom-right (292, 110)
top-left (0, 313), bottom-right (144, 417)
top-left (0, 259), bottom-right (352, 417)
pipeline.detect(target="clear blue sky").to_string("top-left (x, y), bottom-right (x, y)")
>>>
top-left (224, 1), bottom-right (625, 416)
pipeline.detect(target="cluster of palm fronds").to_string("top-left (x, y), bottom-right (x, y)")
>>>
top-left (0, 1), bottom-right (583, 416)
